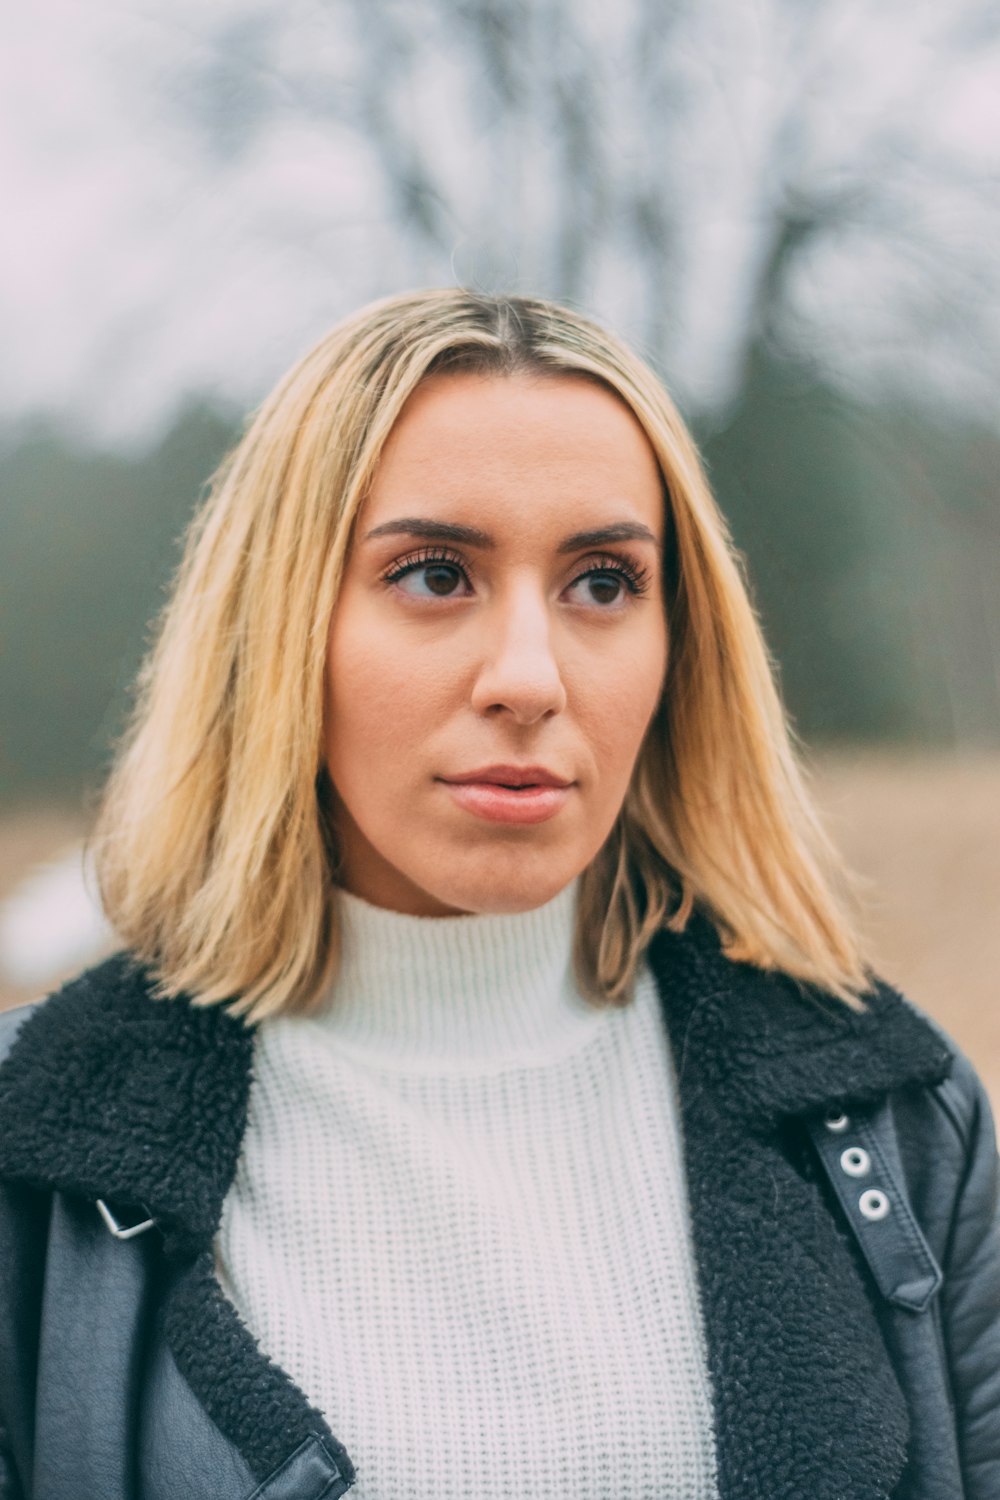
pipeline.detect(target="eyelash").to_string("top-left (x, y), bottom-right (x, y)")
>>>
top-left (380, 547), bottom-right (652, 603)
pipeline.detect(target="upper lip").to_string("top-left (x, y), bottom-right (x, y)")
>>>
top-left (441, 765), bottom-right (573, 788)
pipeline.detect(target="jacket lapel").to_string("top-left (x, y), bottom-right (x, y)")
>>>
top-left (647, 917), bottom-right (952, 1500)
top-left (0, 955), bottom-right (356, 1494)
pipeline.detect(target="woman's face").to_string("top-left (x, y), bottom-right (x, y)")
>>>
top-left (323, 372), bottom-right (668, 915)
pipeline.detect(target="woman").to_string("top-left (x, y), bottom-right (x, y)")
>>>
top-left (0, 290), bottom-right (997, 1500)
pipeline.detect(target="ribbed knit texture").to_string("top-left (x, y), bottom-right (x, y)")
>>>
top-left (214, 878), bottom-right (719, 1498)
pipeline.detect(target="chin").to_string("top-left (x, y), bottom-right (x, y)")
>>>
top-left (424, 863), bottom-right (582, 917)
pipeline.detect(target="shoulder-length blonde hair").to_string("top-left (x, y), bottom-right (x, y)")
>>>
top-left (92, 288), bottom-right (868, 1020)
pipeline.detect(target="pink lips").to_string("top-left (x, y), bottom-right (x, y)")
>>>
top-left (437, 765), bottom-right (573, 825)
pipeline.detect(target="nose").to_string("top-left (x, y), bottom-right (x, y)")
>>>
top-left (469, 580), bottom-right (568, 724)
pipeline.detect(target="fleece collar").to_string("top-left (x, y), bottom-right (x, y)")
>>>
top-left (0, 953), bottom-right (254, 1259)
top-left (646, 914), bottom-right (952, 1127)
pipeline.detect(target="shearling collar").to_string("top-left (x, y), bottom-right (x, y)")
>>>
top-left (0, 918), bottom-right (950, 1257)
top-left (647, 914), bottom-right (952, 1125)
top-left (0, 952), bottom-right (254, 1259)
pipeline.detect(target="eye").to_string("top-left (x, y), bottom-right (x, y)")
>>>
top-left (567, 570), bottom-right (628, 607)
top-left (565, 555), bottom-right (651, 608)
top-left (380, 547), bottom-right (652, 607)
top-left (382, 547), bottom-right (472, 599)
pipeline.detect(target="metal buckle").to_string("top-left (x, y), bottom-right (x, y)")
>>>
top-left (96, 1198), bottom-right (156, 1240)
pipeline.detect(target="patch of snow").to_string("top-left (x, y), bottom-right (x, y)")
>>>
top-left (0, 844), bottom-right (115, 989)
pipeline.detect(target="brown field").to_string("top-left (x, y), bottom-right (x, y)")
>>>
top-left (808, 752), bottom-right (1000, 1109)
top-left (1, 752), bottom-right (998, 1107)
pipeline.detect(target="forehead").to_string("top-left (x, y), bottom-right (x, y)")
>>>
top-left (362, 372), bottom-right (665, 538)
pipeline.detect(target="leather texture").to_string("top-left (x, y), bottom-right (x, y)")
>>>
top-left (888, 1054), bottom-right (1000, 1499)
top-left (245, 1436), bottom-right (358, 1500)
top-left (0, 938), bottom-right (997, 1499)
top-left (806, 1100), bottom-right (943, 1312)
top-left (804, 1061), bottom-right (1000, 1499)
top-left (140, 1339), bottom-right (259, 1500)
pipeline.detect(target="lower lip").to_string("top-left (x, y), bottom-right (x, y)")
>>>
top-left (439, 781), bottom-right (572, 825)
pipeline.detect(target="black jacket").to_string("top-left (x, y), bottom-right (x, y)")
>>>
top-left (0, 918), bottom-right (998, 1500)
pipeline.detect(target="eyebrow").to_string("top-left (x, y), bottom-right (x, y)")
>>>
top-left (362, 518), bottom-right (660, 553)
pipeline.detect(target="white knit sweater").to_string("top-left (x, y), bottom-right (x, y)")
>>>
top-left (214, 878), bottom-right (718, 1498)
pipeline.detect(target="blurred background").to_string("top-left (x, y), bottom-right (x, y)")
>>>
top-left (1, 0), bottom-right (998, 1098)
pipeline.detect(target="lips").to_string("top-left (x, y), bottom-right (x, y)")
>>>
top-left (440, 765), bottom-right (572, 789)
top-left (436, 766), bottom-right (574, 826)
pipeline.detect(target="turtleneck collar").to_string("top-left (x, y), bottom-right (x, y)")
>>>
top-left (311, 876), bottom-right (604, 1067)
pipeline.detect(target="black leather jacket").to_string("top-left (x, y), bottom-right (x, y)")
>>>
top-left (1, 921), bottom-right (998, 1500)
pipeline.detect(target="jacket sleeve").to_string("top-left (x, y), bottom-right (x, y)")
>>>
top-left (933, 1051), bottom-right (1000, 1496)
top-left (0, 1006), bottom-right (41, 1500)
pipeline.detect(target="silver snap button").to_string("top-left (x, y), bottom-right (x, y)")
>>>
top-left (824, 1110), bottom-right (850, 1133)
top-left (840, 1146), bottom-right (871, 1178)
top-left (859, 1189), bottom-right (890, 1221)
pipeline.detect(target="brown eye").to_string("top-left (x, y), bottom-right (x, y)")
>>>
top-left (422, 565), bottom-right (463, 596)
top-left (566, 556), bottom-right (650, 609)
top-left (585, 574), bottom-right (625, 606)
top-left (383, 550), bottom-right (472, 599)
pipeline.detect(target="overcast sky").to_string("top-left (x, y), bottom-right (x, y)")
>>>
top-left (2, 0), bottom-right (998, 445)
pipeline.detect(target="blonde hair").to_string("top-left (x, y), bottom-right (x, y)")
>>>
top-left (92, 288), bottom-right (869, 1019)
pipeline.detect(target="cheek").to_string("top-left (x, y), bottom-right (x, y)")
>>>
top-left (580, 632), bottom-right (667, 770)
top-left (324, 607), bottom-right (450, 779)
top-left (586, 689), bottom-right (659, 786)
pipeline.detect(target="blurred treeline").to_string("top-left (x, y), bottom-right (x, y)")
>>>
top-left (3, 335), bottom-right (998, 810)
top-left (1, 405), bottom-right (233, 806)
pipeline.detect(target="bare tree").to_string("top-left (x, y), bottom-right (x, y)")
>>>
top-left (231, 0), bottom-right (1000, 417)
top-left (4, 0), bottom-right (999, 428)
